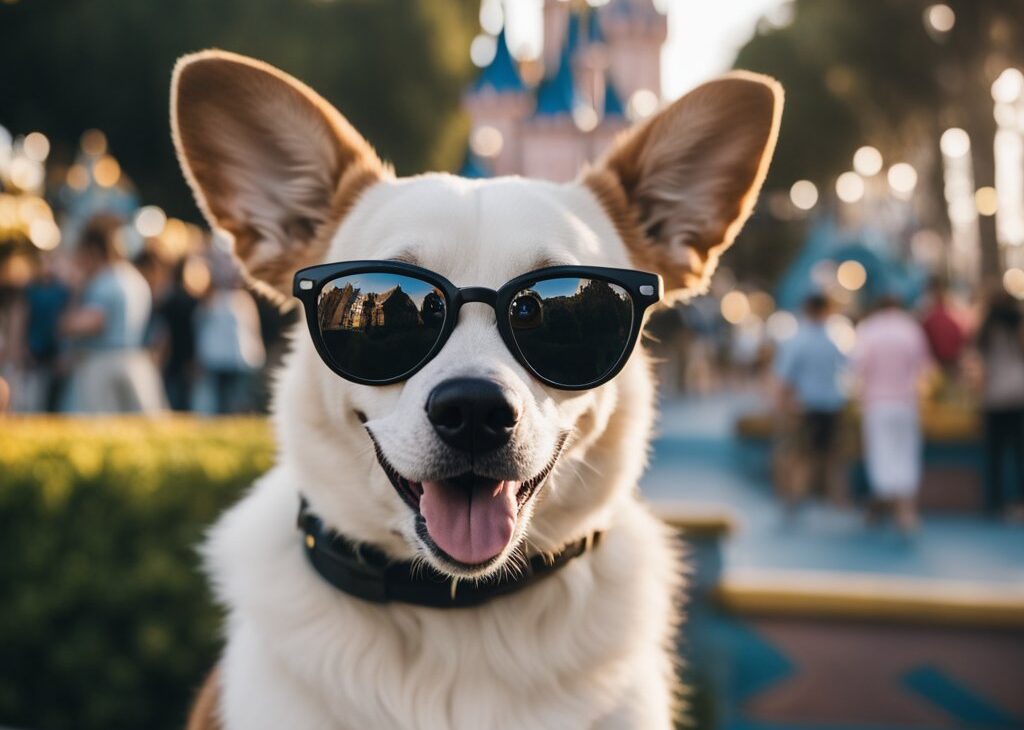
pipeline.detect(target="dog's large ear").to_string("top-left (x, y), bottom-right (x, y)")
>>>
top-left (583, 72), bottom-right (782, 300)
top-left (171, 50), bottom-right (387, 301)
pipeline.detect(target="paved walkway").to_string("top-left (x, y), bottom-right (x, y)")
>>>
top-left (642, 392), bottom-right (1024, 587)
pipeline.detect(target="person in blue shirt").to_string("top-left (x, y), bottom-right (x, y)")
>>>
top-left (773, 294), bottom-right (849, 507)
top-left (59, 214), bottom-right (165, 413)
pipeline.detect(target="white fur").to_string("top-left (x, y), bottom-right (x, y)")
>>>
top-left (202, 174), bottom-right (684, 728)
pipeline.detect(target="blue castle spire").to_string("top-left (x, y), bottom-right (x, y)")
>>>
top-left (534, 14), bottom-right (581, 117)
top-left (603, 78), bottom-right (625, 118)
top-left (586, 8), bottom-right (605, 44)
top-left (470, 29), bottom-right (525, 95)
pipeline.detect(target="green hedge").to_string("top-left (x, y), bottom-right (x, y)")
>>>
top-left (0, 417), bottom-right (275, 730)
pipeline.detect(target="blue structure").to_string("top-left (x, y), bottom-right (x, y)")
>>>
top-left (457, 149), bottom-right (492, 179)
top-left (471, 29), bottom-right (525, 95)
top-left (775, 216), bottom-right (929, 312)
top-left (534, 18), bottom-right (581, 118)
top-left (585, 6), bottom-right (605, 44)
top-left (603, 80), bottom-right (625, 118)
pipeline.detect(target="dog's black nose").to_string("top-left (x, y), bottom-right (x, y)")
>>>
top-left (426, 378), bottom-right (519, 455)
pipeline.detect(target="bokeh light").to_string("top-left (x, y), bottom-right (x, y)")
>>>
top-left (134, 205), bottom-right (167, 238)
top-left (853, 146), bottom-right (883, 177)
top-left (835, 172), bottom-right (865, 203)
top-left (766, 310), bottom-right (798, 341)
top-left (66, 164), bottom-right (89, 190)
top-left (720, 291), bottom-right (751, 325)
top-left (887, 163), bottom-right (918, 198)
top-left (28, 218), bottom-right (61, 250)
top-left (160, 218), bottom-right (190, 258)
top-left (1005, 268), bottom-right (1024, 300)
top-left (762, 2), bottom-right (795, 30)
top-left (940, 128), bottom-right (970, 158)
top-left (80, 129), bottom-right (108, 157)
top-left (9, 158), bottom-right (44, 191)
top-left (2, 253), bottom-right (33, 287)
top-left (991, 68), bottom-right (1024, 104)
top-left (182, 256), bottom-right (212, 298)
top-left (975, 186), bottom-right (998, 216)
top-left (470, 34), bottom-right (497, 67)
top-left (22, 132), bottom-right (50, 162)
top-left (470, 125), bottom-right (503, 157)
top-left (789, 180), bottom-right (818, 211)
top-left (628, 89), bottom-right (659, 120)
top-left (479, 0), bottom-right (503, 35)
top-left (836, 260), bottom-right (867, 291)
top-left (572, 105), bottom-right (598, 132)
top-left (924, 4), bottom-right (955, 34)
top-left (93, 156), bottom-right (121, 187)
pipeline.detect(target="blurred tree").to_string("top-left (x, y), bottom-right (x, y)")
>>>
top-left (0, 0), bottom-right (478, 220)
top-left (734, 0), bottom-right (1024, 279)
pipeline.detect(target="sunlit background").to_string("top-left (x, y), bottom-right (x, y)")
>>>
top-left (2, 1), bottom-right (1024, 729)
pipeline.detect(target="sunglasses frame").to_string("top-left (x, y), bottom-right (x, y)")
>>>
top-left (293, 260), bottom-right (663, 390)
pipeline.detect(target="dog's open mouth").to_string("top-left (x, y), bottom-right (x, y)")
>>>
top-left (368, 434), bottom-right (563, 568)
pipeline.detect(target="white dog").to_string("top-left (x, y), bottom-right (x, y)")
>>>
top-left (172, 50), bottom-right (781, 730)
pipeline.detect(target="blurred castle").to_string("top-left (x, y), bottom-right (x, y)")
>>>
top-left (463, 0), bottom-right (667, 182)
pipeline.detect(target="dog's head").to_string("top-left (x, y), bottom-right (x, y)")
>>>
top-left (172, 51), bottom-right (780, 579)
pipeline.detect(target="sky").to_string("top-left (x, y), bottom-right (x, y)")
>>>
top-left (659, 0), bottom-right (788, 98)
top-left (503, 0), bottom-right (787, 100)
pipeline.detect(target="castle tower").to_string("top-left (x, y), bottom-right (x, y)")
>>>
top-left (598, 0), bottom-right (667, 107)
top-left (522, 22), bottom-right (587, 182)
top-left (572, 8), bottom-right (611, 119)
top-left (463, 29), bottom-right (533, 177)
top-left (462, 0), bottom-right (665, 181)
top-left (589, 75), bottom-right (629, 161)
top-left (542, 0), bottom-right (571, 73)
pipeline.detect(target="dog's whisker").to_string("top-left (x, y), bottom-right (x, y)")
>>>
top-left (572, 459), bottom-right (604, 478)
top-left (505, 544), bottom-right (529, 581)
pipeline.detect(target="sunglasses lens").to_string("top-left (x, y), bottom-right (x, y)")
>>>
top-left (316, 273), bottom-right (447, 382)
top-left (508, 277), bottom-right (633, 387)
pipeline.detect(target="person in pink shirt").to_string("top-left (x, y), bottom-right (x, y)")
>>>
top-left (852, 296), bottom-right (932, 532)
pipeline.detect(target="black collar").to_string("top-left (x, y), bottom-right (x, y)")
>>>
top-left (297, 498), bottom-right (601, 609)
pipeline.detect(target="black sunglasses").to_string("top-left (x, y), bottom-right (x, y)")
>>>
top-left (293, 261), bottom-right (662, 390)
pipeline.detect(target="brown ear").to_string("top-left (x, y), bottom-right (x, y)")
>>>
top-left (583, 72), bottom-right (782, 300)
top-left (171, 50), bottom-right (387, 301)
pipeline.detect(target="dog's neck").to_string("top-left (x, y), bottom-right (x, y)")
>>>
top-left (297, 497), bottom-right (601, 609)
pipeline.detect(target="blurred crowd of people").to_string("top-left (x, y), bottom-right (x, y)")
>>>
top-left (772, 282), bottom-right (1024, 529)
top-left (0, 214), bottom-right (282, 416)
top-left (4, 210), bottom-right (1024, 524)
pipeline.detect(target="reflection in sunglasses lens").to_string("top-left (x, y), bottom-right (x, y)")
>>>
top-left (509, 278), bottom-right (633, 386)
top-left (317, 273), bottom-right (446, 382)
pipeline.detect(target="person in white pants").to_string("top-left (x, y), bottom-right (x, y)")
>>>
top-left (852, 296), bottom-right (932, 532)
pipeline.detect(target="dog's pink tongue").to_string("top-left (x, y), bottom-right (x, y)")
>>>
top-left (419, 479), bottom-right (519, 564)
